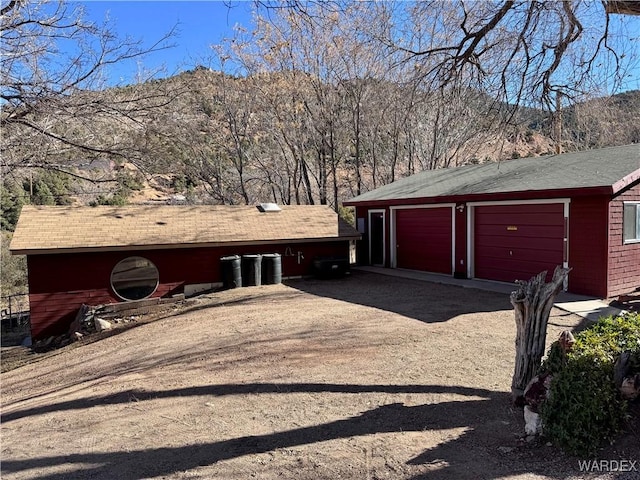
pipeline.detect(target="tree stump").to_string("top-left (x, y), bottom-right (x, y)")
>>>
top-left (511, 265), bottom-right (572, 402)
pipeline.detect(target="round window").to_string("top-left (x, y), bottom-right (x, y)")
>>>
top-left (110, 256), bottom-right (159, 301)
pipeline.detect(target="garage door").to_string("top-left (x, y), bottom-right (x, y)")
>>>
top-left (474, 203), bottom-right (565, 283)
top-left (395, 207), bottom-right (452, 274)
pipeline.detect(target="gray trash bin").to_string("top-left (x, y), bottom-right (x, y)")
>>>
top-left (262, 253), bottom-right (282, 285)
top-left (242, 254), bottom-right (262, 287)
top-left (220, 255), bottom-right (242, 289)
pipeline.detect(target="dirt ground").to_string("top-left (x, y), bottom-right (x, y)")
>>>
top-left (1, 271), bottom-right (638, 480)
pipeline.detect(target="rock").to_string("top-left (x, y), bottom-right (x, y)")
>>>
top-left (71, 331), bottom-right (84, 341)
top-left (524, 405), bottom-right (542, 436)
top-left (70, 304), bottom-right (95, 335)
top-left (39, 336), bottom-right (54, 348)
top-left (68, 305), bottom-right (85, 336)
top-left (32, 336), bottom-right (55, 352)
top-left (558, 331), bottom-right (575, 353)
top-left (524, 372), bottom-right (553, 412)
top-left (614, 352), bottom-right (631, 388)
top-left (94, 318), bottom-right (113, 332)
top-left (620, 374), bottom-right (640, 400)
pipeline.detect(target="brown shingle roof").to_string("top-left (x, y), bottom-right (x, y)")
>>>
top-left (10, 205), bottom-right (360, 255)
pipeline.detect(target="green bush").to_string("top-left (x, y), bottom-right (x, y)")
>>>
top-left (338, 205), bottom-right (355, 227)
top-left (2, 171), bottom-right (73, 230)
top-left (115, 170), bottom-right (144, 192)
top-left (1, 232), bottom-right (27, 297)
top-left (88, 169), bottom-right (144, 206)
top-left (23, 170), bottom-right (73, 206)
top-left (541, 312), bottom-right (640, 456)
top-left (89, 194), bottom-right (128, 207)
top-left (1, 181), bottom-right (25, 231)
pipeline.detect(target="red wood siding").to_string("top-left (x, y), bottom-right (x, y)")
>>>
top-left (474, 204), bottom-right (564, 283)
top-left (27, 240), bottom-right (351, 340)
top-left (395, 207), bottom-right (452, 274)
top-left (608, 182), bottom-right (640, 297)
top-left (568, 196), bottom-right (609, 297)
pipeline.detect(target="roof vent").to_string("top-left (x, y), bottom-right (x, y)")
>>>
top-left (257, 202), bottom-right (281, 213)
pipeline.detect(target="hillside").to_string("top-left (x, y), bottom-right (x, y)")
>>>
top-left (125, 73), bottom-right (639, 206)
top-left (2, 66), bottom-right (639, 214)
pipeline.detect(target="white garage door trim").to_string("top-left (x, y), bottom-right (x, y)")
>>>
top-left (390, 204), bottom-right (455, 271)
top-left (466, 198), bottom-right (570, 280)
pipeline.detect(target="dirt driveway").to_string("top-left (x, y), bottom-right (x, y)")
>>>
top-left (1, 271), bottom-right (637, 480)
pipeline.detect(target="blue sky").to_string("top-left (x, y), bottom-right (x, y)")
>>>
top-left (79, 1), bottom-right (255, 83)
top-left (77, 1), bottom-right (639, 93)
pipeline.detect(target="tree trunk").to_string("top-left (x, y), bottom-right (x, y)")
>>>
top-left (510, 266), bottom-right (572, 402)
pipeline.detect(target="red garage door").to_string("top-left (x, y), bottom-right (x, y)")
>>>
top-left (396, 207), bottom-right (452, 274)
top-left (474, 203), bottom-right (565, 283)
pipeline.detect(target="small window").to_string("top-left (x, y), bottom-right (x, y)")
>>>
top-left (111, 256), bottom-right (159, 301)
top-left (623, 202), bottom-right (640, 244)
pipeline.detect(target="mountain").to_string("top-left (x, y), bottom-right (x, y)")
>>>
top-left (3, 66), bottom-right (639, 212)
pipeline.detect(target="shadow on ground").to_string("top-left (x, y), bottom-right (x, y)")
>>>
top-left (0, 383), bottom-right (583, 480)
top-left (285, 270), bottom-right (513, 324)
top-left (0, 384), bottom-right (500, 424)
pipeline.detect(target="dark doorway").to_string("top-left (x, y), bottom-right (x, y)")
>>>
top-left (369, 211), bottom-right (385, 266)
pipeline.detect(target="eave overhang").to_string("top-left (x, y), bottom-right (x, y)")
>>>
top-left (11, 234), bottom-right (361, 256)
top-left (612, 169), bottom-right (640, 196)
top-left (343, 186), bottom-right (614, 208)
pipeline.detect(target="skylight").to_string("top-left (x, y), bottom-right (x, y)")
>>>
top-left (257, 203), bottom-right (281, 212)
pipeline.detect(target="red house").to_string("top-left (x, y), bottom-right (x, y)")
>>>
top-left (344, 144), bottom-right (640, 299)
top-left (10, 204), bottom-right (360, 340)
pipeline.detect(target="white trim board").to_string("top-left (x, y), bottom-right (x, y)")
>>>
top-left (389, 204), bottom-right (455, 273)
top-left (466, 198), bottom-right (570, 280)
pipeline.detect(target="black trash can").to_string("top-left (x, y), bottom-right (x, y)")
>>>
top-left (242, 254), bottom-right (262, 287)
top-left (313, 256), bottom-right (350, 279)
top-left (262, 253), bottom-right (282, 285)
top-left (220, 255), bottom-right (242, 289)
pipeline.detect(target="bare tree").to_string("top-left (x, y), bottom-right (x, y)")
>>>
top-left (212, 71), bottom-right (261, 205)
top-left (210, 2), bottom-right (536, 204)
top-left (605, 1), bottom-right (640, 15)
top-left (258, 1), bottom-right (638, 109)
top-left (220, 6), bottom-right (349, 207)
top-left (563, 92), bottom-right (640, 150)
top-left (1, 0), bottom-right (179, 179)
